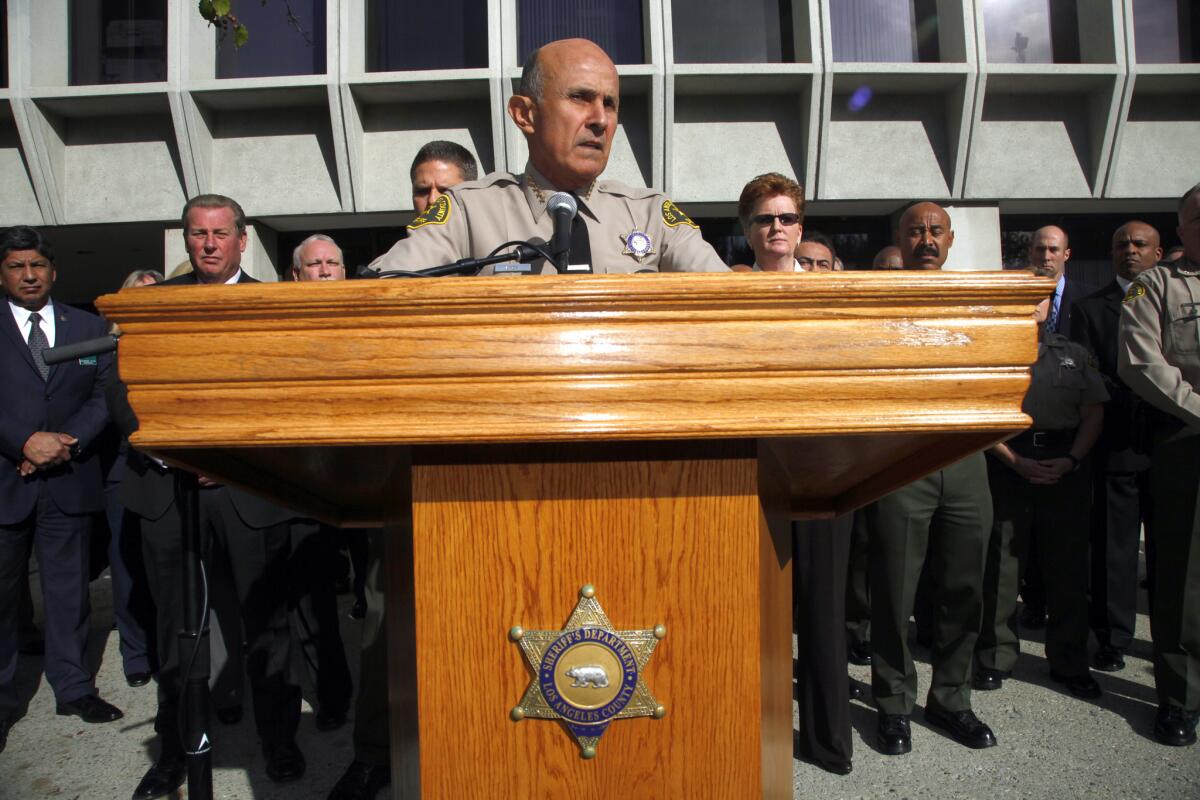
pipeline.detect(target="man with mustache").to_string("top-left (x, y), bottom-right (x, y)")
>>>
top-left (370, 38), bottom-right (727, 274)
top-left (867, 202), bottom-right (998, 756)
top-left (1070, 221), bottom-right (1162, 675)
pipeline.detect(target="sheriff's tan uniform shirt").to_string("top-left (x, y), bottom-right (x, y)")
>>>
top-left (369, 164), bottom-right (729, 274)
top-left (1118, 259), bottom-right (1200, 429)
top-left (1023, 333), bottom-right (1108, 429)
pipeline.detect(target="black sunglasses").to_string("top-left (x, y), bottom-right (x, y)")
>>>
top-left (751, 213), bottom-right (802, 227)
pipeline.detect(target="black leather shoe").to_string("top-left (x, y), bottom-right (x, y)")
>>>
top-left (814, 758), bottom-right (853, 775)
top-left (876, 713), bottom-right (911, 755)
top-left (1092, 646), bottom-right (1126, 673)
top-left (132, 755), bottom-right (186, 800)
top-left (1049, 671), bottom-right (1103, 699)
top-left (847, 641), bottom-right (873, 666)
top-left (849, 681), bottom-right (865, 700)
top-left (1019, 604), bottom-right (1045, 630)
top-left (216, 705), bottom-right (243, 725)
top-left (56, 694), bottom-right (123, 723)
top-left (125, 671), bottom-right (152, 688)
top-left (973, 667), bottom-right (1009, 691)
top-left (0, 715), bottom-right (10, 754)
top-left (316, 706), bottom-right (348, 731)
top-left (265, 739), bottom-right (306, 783)
top-left (1154, 705), bottom-right (1199, 747)
top-left (328, 760), bottom-right (391, 800)
top-left (925, 707), bottom-right (997, 749)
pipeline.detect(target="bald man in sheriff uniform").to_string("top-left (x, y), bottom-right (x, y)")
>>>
top-left (370, 38), bottom-right (727, 275)
top-left (1119, 180), bottom-right (1200, 748)
top-left (868, 202), bottom-right (997, 757)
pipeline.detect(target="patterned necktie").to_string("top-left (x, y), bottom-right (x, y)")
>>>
top-left (1045, 293), bottom-right (1060, 334)
top-left (28, 311), bottom-right (50, 381)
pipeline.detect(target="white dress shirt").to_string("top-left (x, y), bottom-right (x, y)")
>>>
top-left (8, 297), bottom-right (56, 347)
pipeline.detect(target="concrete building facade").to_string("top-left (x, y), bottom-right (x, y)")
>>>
top-left (0, 0), bottom-right (1196, 299)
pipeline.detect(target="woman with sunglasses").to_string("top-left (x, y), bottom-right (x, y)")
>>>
top-left (737, 172), bottom-right (806, 272)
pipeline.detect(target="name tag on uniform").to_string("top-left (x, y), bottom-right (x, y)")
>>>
top-left (78, 356), bottom-right (97, 366)
top-left (564, 263), bottom-right (592, 273)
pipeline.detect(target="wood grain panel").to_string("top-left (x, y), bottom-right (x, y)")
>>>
top-left (407, 442), bottom-right (784, 798)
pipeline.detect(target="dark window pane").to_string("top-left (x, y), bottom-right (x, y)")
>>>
top-left (1133, 0), bottom-right (1198, 63)
top-left (831, 0), bottom-right (939, 63)
top-left (70, 0), bottom-right (167, 85)
top-left (217, 0), bottom-right (326, 78)
top-left (517, 0), bottom-right (644, 65)
top-left (672, 0), bottom-right (794, 63)
top-left (366, 0), bottom-right (488, 72)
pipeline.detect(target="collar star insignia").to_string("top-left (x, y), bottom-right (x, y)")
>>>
top-left (508, 584), bottom-right (666, 759)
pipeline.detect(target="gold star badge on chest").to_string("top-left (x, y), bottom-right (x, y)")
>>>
top-left (508, 585), bottom-right (665, 759)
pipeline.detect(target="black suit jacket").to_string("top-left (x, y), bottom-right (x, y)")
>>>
top-left (110, 270), bottom-right (299, 528)
top-left (1069, 279), bottom-right (1150, 471)
top-left (0, 300), bottom-right (112, 524)
top-left (1055, 276), bottom-right (1089, 340)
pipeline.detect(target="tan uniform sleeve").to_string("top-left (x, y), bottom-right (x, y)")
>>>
top-left (653, 198), bottom-right (729, 273)
top-left (368, 192), bottom-right (471, 273)
top-left (1118, 269), bottom-right (1200, 428)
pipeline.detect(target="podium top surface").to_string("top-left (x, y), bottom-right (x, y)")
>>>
top-left (101, 271), bottom-right (1048, 449)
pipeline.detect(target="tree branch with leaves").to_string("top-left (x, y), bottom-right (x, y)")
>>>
top-left (198, 0), bottom-right (314, 49)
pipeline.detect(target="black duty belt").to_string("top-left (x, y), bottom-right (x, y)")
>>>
top-left (1009, 428), bottom-right (1076, 452)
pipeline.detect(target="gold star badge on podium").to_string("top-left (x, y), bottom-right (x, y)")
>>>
top-left (508, 584), bottom-right (666, 759)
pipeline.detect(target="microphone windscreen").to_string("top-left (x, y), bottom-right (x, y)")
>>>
top-left (546, 191), bottom-right (578, 218)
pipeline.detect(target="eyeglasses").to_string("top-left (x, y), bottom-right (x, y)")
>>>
top-left (751, 213), bottom-right (801, 227)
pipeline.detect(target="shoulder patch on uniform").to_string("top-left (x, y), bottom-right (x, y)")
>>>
top-left (662, 199), bottom-right (698, 229)
top-left (1123, 282), bottom-right (1146, 303)
top-left (408, 194), bottom-right (452, 230)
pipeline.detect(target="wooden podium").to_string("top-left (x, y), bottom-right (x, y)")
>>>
top-left (99, 271), bottom-right (1047, 799)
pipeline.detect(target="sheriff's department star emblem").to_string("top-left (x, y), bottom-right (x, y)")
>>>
top-left (509, 585), bottom-right (665, 759)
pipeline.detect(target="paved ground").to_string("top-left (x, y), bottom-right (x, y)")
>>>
top-left (3, 566), bottom-right (1198, 799)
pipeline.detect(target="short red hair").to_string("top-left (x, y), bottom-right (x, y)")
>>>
top-left (737, 173), bottom-right (806, 232)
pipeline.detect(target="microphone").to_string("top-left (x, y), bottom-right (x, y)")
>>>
top-left (43, 334), bottom-right (120, 365)
top-left (546, 191), bottom-right (577, 272)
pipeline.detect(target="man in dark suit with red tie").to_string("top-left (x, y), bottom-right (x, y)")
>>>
top-left (1070, 220), bottom-right (1162, 672)
top-left (110, 195), bottom-right (307, 800)
top-left (0, 226), bottom-right (123, 755)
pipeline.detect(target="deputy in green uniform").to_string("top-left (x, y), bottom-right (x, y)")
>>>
top-left (369, 38), bottom-right (728, 275)
top-left (867, 202), bottom-right (997, 755)
top-left (1118, 180), bottom-right (1200, 747)
top-left (975, 294), bottom-right (1107, 697)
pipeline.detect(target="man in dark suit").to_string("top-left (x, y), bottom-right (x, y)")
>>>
top-left (1020, 224), bottom-right (1085, 627)
top-left (1070, 220), bottom-right (1162, 673)
top-left (0, 226), bottom-right (123, 754)
top-left (112, 195), bottom-right (306, 800)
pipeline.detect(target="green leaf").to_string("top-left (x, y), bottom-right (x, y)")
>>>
top-left (213, 0), bottom-right (232, 17)
top-left (234, 23), bottom-right (249, 48)
top-left (198, 0), bottom-right (216, 21)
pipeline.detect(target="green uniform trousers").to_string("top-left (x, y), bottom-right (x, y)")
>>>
top-left (868, 453), bottom-right (991, 716)
top-left (976, 454), bottom-right (1092, 677)
top-left (1148, 428), bottom-right (1200, 711)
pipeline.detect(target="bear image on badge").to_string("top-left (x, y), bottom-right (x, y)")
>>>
top-left (509, 584), bottom-right (666, 759)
